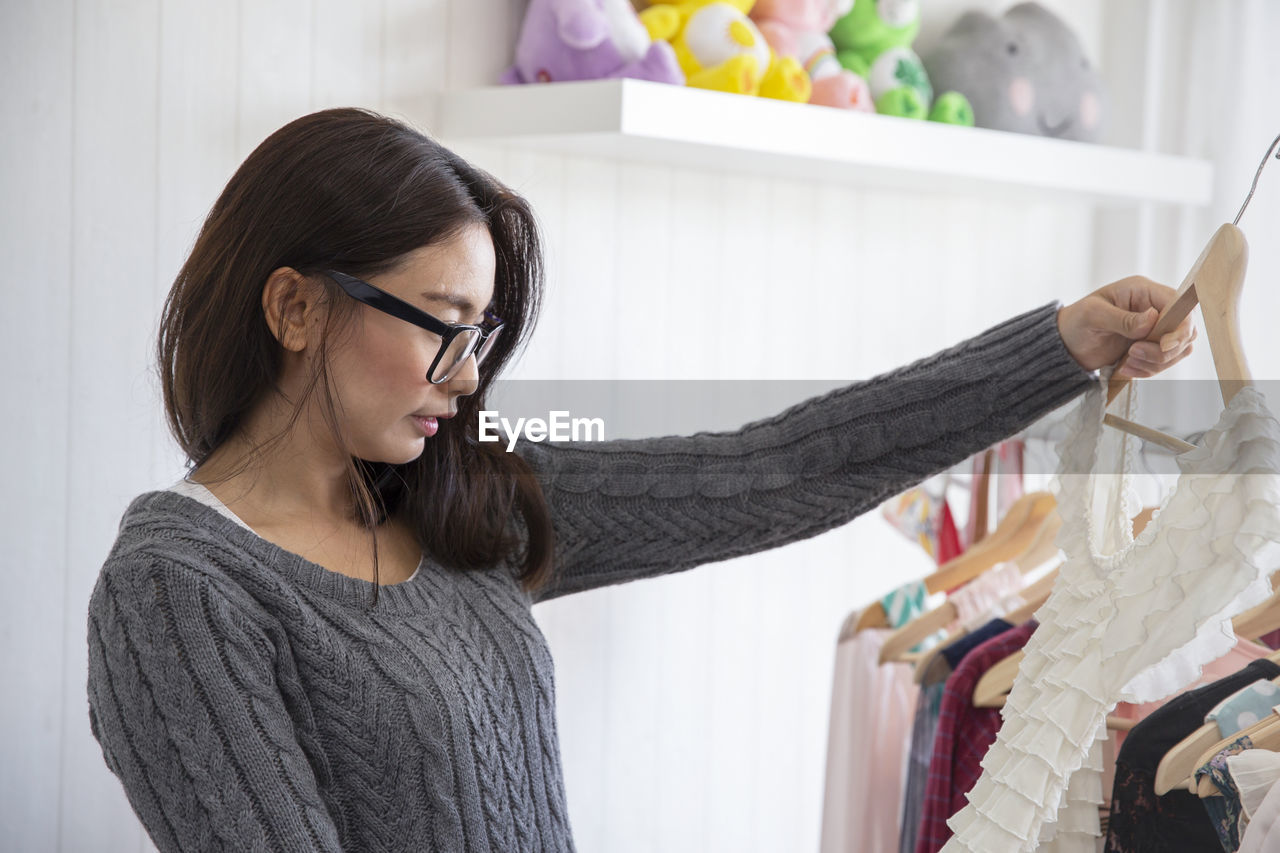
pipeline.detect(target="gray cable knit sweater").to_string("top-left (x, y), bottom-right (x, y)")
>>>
top-left (86, 301), bottom-right (1095, 852)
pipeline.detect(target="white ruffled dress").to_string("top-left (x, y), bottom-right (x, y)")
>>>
top-left (942, 367), bottom-right (1280, 852)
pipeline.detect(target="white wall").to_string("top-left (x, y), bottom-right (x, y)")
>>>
top-left (3, 1), bottom-right (1277, 851)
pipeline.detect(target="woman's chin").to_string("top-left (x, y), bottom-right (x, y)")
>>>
top-left (357, 438), bottom-right (426, 467)
top-left (392, 440), bottom-right (427, 465)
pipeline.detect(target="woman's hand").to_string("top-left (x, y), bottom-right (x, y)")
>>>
top-left (1056, 275), bottom-right (1198, 376)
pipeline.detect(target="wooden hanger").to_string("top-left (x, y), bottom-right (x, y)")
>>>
top-left (880, 507), bottom-right (1063, 665)
top-left (970, 508), bottom-right (1158, 707)
top-left (1231, 598), bottom-right (1280, 645)
top-left (848, 136), bottom-right (1274, 642)
top-left (916, 555), bottom-right (1063, 688)
top-left (1155, 645), bottom-right (1280, 796)
top-left (927, 492), bottom-right (1057, 592)
top-left (971, 448), bottom-right (995, 548)
top-left (838, 606), bottom-right (877, 642)
top-left (1102, 222), bottom-right (1252, 454)
top-left (846, 491), bottom-right (1054, 638)
top-left (980, 143), bottom-right (1275, 789)
top-left (1189, 698), bottom-right (1280, 797)
top-left (1224, 572), bottom-right (1280, 642)
top-left (972, 651), bottom-right (1024, 708)
top-left (1185, 656), bottom-right (1280, 797)
top-left (1196, 707), bottom-right (1280, 797)
top-left (847, 599), bottom-right (891, 635)
top-left (1125, 151), bottom-right (1280, 794)
top-left (1111, 134), bottom-right (1279, 439)
top-left (912, 566), bottom-right (1059, 685)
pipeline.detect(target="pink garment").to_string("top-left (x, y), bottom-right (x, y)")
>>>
top-left (1111, 635), bottom-right (1273, 750)
top-left (821, 623), bottom-right (918, 853)
top-left (946, 561), bottom-right (1028, 633)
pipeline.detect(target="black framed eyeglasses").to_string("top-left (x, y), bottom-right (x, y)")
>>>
top-left (322, 269), bottom-right (504, 385)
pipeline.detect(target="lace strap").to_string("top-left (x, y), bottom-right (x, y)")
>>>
top-left (1051, 372), bottom-right (1106, 554)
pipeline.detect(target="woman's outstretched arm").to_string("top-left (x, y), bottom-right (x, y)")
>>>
top-left (517, 301), bottom-right (1096, 604)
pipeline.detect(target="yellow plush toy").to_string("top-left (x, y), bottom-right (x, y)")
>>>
top-left (638, 0), bottom-right (811, 102)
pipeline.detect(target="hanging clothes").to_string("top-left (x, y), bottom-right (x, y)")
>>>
top-left (915, 621), bottom-right (1038, 853)
top-left (1188, 717), bottom-right (1280, 850)
top-left (941, 367), bottom-right (1280, 852)
top-left (881, 478), bottom-right (963, 566)
top-left (1105, 659), bottom-right (1280, 852)
top-left (901, 618), bottom-right (1018, 853)
top-left (937, 499), bottom-right (964, 566)
top-left (945, 561), bottom-right (1029, 633)
top-left (821, 584), bottom-right (929, 853)
top-left (962, 440), bottom-right (1026, 552)
top-left (1207, 679), bottom-right (1280, 738)
top-left (1196, 735), bottom-right (1255, 850)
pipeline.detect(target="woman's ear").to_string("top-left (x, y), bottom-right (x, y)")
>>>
top-left (261, 267), bottom-right (324, 352)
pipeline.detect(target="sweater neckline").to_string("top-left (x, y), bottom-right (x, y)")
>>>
top-left (168, 478), bottom-right (422, 585)
top-left (136, 489), bottom-right (442, 614)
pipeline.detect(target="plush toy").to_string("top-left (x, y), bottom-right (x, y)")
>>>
top-left (920, 3), bottom-right (1104, 141)
top-left (502, 0), bottom-right (685, 85)
top-left (829, 0), bottom-right (973, 125)
top-left (638, 1), bottom-right (812, 102)
top-left (749, 0), bottom-right (874, 110)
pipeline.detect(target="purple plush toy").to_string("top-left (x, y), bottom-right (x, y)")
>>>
top-left (501, 0), bottom-right (685, 85)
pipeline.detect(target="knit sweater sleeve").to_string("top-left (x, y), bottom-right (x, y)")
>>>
top-left (86, 553), bottom-right (345, 852)
top-left (517, 301), bottom-right (1096, 604)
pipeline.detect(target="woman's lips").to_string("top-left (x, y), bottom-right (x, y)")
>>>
top-left (411, 415), bottom-right (439, 437)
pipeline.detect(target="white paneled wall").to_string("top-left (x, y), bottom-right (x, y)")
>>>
top-left (476, 146), bottom-right (1092, 851)
top-left (7, 1), bottom-right (1277, 852)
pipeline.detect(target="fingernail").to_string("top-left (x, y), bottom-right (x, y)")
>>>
top-left (1161, 336), bottom-right (1176, 352)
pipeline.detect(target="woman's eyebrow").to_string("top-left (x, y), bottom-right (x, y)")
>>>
top-left (420, 289), bottom-right (479, 316)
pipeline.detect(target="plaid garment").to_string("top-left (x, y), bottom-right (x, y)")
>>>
top-left (915, 621), bottom-right (1037, 853)
top-left (900, 619), bottom-right (1014, 853)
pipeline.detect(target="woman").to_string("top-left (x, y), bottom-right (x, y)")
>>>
top-left (85, 107), bottom-right (1195, 852)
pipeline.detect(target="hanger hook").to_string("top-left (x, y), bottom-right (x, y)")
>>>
top-left (1233, 131), bottom-right (1280, 226)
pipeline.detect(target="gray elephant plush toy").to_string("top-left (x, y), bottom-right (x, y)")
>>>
top-left (920, 2), bottom-right (1105, 142)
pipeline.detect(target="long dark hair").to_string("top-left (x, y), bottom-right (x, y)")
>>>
top-left (158, 107), bottom-right (555, 606)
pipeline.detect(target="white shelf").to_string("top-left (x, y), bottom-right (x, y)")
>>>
top-left (435, 78), bottom-right (1212, 207)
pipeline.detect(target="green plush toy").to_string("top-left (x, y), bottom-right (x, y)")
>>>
top-left (829, 0), bottom-right (973, 125)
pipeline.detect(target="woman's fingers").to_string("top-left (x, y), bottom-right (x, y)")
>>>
top-left (1118, 327), bottom-right (1196, 377)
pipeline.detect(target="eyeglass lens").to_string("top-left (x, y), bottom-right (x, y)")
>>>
top-left (431, 326), bottom-right (502, 383)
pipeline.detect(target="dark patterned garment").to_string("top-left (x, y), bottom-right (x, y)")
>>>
top-left (1196, 736), bottom-right (1253, 852)
top-left (1105, 659), bottom-right (1280, 853)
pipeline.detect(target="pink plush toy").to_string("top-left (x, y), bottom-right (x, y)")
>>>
top-left (502, 0), bottom-right (685, 86)
top-left (750, 0), bottom-right (873, 110)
